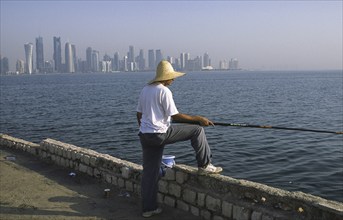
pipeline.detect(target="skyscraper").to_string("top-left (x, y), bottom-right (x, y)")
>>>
top-left (184, 53), bottom-right (190, 70)
top-left (185, 56), bottom-right (202, 71)
top-left (113, 52), bottom-right (120, 71)
top-left (128, 45), bottom-right (134, 63)
top-left (101, 61), bottom-right (112, 73)
top-left (219, 60), bottom-right (228, 70)
top-left (15, 59), bottom-right (25, 74)
top-left (148, 49), bottom-right (155, 70)
top-left (167, 56), bottom-right (173, 64)
top-left (0, 56), bottom-right (9, 74)
top-left (16, 59), bottom-right (25, 74)
top-left (103, 54), bottom-right (111, 61)
top-left (86, 47), bottom-right (92, 72)
top-left (65, 42), bottom-right (75, 73)
top-left (138, 49), bottom-right (145, 71)
top-left (72, 44), bottom-right (77, 72)
top-left (91, 50), bottom-right (99, 72)
top-left (36, 36), bottom-right (44, 72)
top-left (229, 58), bottom-right (239, 70)
top-left (203, 52), bottom-right (210, 67)
top-left (24, 43), bottom-right (33, 74)
top-left (127, 45), bottom-right (136, 71)
top-left (155, 50), bottom-right (163, 67)
top-left (123, 55), bottom-right (128, 71)
top-left (180, 53), bottom-right (186, 70)
top-left (53, 37), bottom-right (62, 72)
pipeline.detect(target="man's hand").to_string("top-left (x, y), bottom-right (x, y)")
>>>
top-left (136, 112), bottom-right (142, 127)
top-left (196, 116), bottom-right (214, 127)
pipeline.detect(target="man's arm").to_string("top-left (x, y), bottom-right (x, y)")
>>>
top-left (136, 112), bottom-right (142, 127)
top-left (171, 113), bottom-right (214, 126)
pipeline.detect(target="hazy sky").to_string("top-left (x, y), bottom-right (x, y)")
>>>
top-left (1, 1), bottom-right (342, 71)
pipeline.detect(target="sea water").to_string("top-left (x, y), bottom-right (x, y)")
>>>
top-left (0, 70), bottom-right (342, 202)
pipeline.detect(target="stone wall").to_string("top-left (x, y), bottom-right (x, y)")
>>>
top-left (1, 134), bottom-right (342, 220)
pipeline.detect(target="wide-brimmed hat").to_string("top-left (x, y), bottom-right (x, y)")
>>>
top-left (149, 60), bottom-right (185, 84)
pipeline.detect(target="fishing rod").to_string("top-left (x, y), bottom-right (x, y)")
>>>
top-left (212, 122), bottom-right (343, 135)
top-left (174, 121), bottom-right (343, 135)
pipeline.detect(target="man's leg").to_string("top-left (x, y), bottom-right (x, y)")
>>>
top-left (163, 124), bottom-right (212, 167)
top-left (140, 134), bottom-right (165, 212)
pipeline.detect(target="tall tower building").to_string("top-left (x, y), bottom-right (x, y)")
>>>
top-left (35, 36), bottom-right (44, 72)
top-left (86, 47), bottom-right (92, 72)
top-left (184, 53), bottom-right (190, 70)
top-left (113, 52), bottom-right (120, 71)
top-left (180, 53), bottom-right (186, 70)
top-left (53, 37), bottom-right (62, 72)
top-left (219, 60), bottom-right (228, 70)
top-left (0, 56), bottom-right (9, 74)
top-left (127, 45), bottom-right (135, 71)
top-left (167, 56), bottom-right (173, 64)
top-left (128, 45), bottom-right (134, 63)
top-left (229, 58), bottom-right (239, 70)
top-left (65, 42), bottom-right (75, 73)
top-left (91, 50), bottom-right (99, 72)
top-left (103, 54), bottom-right (111, 61)
top-left (24, 43), bottom-right (34, 74)
top-left (138, 49), bottom-right (145, 71)
top-left (155, 49), bottom-right (163, 66)
top-left (16, 59), bottom-right (25, 74)
top-left (72, 44), bottom-right (77, 72)
top-left (123, 55), bottom-right (128, 71)
top-left (174, 58), bottom-right (180, 70)
top-left (203, 52), bottom-right (210, 67)
top-left (148, 49), bottom-right (155, 70)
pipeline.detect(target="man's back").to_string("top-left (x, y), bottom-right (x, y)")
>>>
top-left (137, 84), bottom-right (178, 133)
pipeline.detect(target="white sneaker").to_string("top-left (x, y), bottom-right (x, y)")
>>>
top-left (198, 163), bottom-right (223, 175)
top-left (142, 208), bottom-right (162, 218)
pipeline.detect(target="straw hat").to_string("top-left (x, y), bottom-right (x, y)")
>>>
top-left (149, 60), bottom-right (185, 84)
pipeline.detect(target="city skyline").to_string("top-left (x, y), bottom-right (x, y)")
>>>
top-left (2, 35), bottom-right (235, 74)
top-left (1, 1), bottom-right (342, 71)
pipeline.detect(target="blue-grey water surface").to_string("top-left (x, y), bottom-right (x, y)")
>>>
top-left (0, 70), bottom-right (342, 202)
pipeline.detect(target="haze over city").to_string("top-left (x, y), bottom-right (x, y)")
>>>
top-left (1, 1), bottom-right (342, 71)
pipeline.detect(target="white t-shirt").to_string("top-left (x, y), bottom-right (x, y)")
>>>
top-left (137, 84), bottom-right (179, 133)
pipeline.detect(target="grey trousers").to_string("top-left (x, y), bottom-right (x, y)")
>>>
top-left (139, 124), bottom-right (212, 212)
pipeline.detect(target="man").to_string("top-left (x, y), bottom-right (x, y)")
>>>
top-left (136, 60), bottom-right (222, 218)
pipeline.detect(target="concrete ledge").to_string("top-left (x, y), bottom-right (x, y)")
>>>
top-left (1, 134), bottom-right (342, 220)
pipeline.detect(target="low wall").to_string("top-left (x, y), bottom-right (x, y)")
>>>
top-left (0, 134), bottom-right (342, 220)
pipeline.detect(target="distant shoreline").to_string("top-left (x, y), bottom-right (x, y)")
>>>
top-left (1, 69), bottom-right (342, 76)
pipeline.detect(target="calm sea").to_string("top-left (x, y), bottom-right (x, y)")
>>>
top-left (0, 70), bottom-right (342, 202)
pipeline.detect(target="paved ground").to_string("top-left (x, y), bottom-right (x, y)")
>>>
top-left (0, 147), bottom-right (200, 220)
